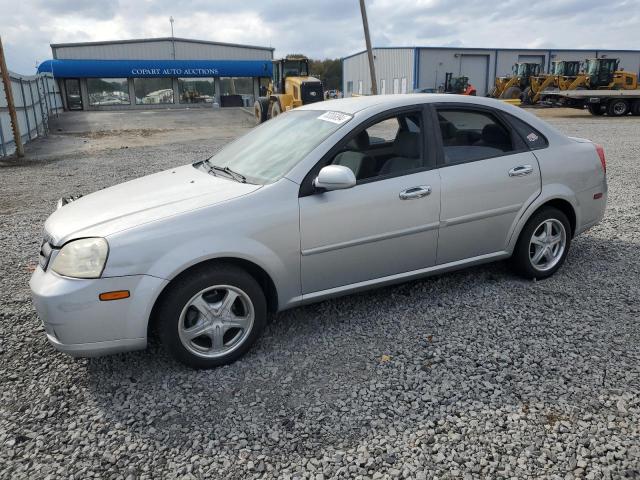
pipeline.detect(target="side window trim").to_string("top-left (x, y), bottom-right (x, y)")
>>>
top-left (299, 104), bottom-right (435, 197)
top-left (432, 103), bottom-right (528, 168)
top-left (500, 111), bottom-right (549, 151)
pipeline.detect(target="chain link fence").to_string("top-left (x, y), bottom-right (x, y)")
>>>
top-left (0, 71), bottom-right (62, 157)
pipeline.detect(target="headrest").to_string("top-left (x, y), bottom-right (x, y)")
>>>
top-left (439, 121), bottom-right (456, 139)
top-left (482, 124), bottom-right (510, 146)
top-left (347, 130), bottom-right (370, 151)
top-left (394, 131), bottom-right (420, 158)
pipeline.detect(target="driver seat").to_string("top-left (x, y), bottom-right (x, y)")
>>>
top-left (333, 130), bottom-right (372, 179)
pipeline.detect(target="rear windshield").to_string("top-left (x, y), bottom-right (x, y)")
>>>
top-left (206, 110), bottom-right (352, 184)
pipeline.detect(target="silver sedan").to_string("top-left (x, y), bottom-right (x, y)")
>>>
top-left (30, 95), bottom-right (607, 368)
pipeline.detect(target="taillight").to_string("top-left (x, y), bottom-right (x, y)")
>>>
top-left (595, 144), bottom-right (606, 173)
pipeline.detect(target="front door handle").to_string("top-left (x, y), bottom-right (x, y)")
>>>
top-left (399, 185), bottom-right (431, 200)
top-left (508, 165), bottom-right (533, 177)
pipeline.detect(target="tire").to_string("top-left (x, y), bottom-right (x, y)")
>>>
top-left (631, 100), bottom-right (640, 116)
top-left (520, 87), bottom-right (533, 104)
top-left (607, 99), bottom-right (630, 116)
top-left (157, 264), bottom-right (267, 369)
top-left (254, 98), bottom-right (268, 124)
top-left (511, 207), bottom-right (572, 280)
top-left (587, 103), bottom-right (606, 116)
top-left (501, 86), bottom-right (522, 99)
top-left (270, 100), bottom-right (282, 118)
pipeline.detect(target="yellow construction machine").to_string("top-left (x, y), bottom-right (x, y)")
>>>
top-left (489, 62), bottom-right (542, 99)
top-left (254, 55), bottom-right (324, 123)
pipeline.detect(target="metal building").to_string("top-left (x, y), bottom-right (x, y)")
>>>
top-left (342, 47), bottom-right (640, 96)
top-left (37, 37), bottom-right (274, 111)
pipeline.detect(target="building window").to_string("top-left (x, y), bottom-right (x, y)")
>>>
top-left (358, 80), bottom-right (363, 95)
top-left (87, 78), bottom-right (130, 106)
top-left (393, 78), bottom-right (399, 94)
top-left (134, 78), bottom-right (174, 105)
top-left (401, 77), bottom-right (407, 94)
top-left (380, 78), bottom-right (386, 95)
top-left (178, 78), bottom-right (215, 104)
top-left (347, 81), bottom-right (353, 95)
top-left (219, 77), bottom-right (254, 107)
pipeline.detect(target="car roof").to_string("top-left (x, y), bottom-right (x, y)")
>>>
top-left (297, 93), bottom-right (517, 114)
top-left (297, 94), bottom-right (567, 143)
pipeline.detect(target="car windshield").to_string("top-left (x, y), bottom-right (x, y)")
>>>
top-left (206, 110), bottom-right (352, 184)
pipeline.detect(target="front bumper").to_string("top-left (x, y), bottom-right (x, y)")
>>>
top-left (29, 267), bottom-right (168, 358)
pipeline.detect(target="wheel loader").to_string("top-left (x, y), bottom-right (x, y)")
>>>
top-left (488, 62), bottom-right (542, 99)
top-left (521, 61), bottom-right (584, 104)
top-left (254, 55), bottom-right (324, 123)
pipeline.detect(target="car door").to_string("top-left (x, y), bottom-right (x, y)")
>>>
top-left (298, 107), bottom-right (441, 294)
top-left (433, 105), bottom-right (542, 264)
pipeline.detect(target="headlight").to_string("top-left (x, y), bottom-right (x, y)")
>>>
top-left (51, 238), bottom-right (109, 279)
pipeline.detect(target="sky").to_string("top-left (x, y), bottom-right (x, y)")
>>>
top-left (1, 0), bottom-right (640, 74)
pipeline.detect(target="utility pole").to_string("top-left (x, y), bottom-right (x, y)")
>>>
top-left (169, 16), bottom-right (176, 60)
top-left (0, 36), bottom-right (23, 157)
top-left (359, 0), bottom-right (378, 95)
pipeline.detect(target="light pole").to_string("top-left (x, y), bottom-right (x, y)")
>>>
top-left (169, 16), bottom-right (175, 60)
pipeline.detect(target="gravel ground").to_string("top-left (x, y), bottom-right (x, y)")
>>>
top-left (0, 108), bottom-right (639, 479)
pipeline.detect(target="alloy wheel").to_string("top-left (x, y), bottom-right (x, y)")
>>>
top-left (528, 219), bottom-right (567, 272)
top-left (178, 285), bottom-right (255, 359)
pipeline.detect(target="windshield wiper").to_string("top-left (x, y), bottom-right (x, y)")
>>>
top-left (206, 163), bottom-right (247, 183)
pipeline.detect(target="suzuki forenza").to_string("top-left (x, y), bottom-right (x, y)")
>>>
top-left (30, 95), bottom-right (607, 368)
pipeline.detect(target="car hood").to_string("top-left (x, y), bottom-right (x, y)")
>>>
top-left (44, 164), bottom-right (261, 245)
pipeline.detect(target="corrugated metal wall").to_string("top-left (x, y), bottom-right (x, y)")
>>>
top-left (0, 72), bottom-right (62, 157)
top-left (343, 48), bottom-right (414, 96)
top-left (53, 40), bottom-right (273, 61)
top-left (345, 47), bottom-right (640, 97)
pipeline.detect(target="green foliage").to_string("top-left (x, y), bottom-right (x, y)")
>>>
top-left (309, 58), bottom-right (342, 91)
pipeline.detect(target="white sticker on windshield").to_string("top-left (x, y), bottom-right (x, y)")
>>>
top-left (317, 111), bottom-right (352, 124)
top-left (527, 132), bottom-right (539, 142)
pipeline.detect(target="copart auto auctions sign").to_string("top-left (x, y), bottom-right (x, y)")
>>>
top-left (130, 68), bottom-right (220, 76)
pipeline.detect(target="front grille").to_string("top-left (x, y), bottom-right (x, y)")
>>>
top-left (39, 240), bottom-right (53, 271)
top-left (301, 81), bottom-right (324, 105)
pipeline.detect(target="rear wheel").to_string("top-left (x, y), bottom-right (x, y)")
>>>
top-left (511, 207), bottom-right (572, 280)
top-left (607, 99), bottom-right (630, 116)
top-left (587, 103), bottom-right (606, 116)
top-left (157, 264), bottom-right (267, 369)
top-left (520, 87), bottom-right (533, 104)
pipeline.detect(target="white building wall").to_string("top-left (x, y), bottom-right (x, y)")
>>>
top-left (418, 49), bottom-right (495, 95)
top-left (343, 48), bottom-right (414, 96)
top-left (344, 47), bottom-right (640, 98)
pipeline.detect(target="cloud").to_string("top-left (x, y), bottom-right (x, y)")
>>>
top-left (0, 0), bottom-right (639, 74)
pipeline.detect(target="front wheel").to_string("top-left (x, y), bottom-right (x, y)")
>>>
top-left (511, 207), bottom-right (572, 280)
top-left (157, 264), bottom-right (267, 368)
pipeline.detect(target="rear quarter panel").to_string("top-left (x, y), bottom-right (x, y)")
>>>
top-left (530, 139), bottom-right (607, 234)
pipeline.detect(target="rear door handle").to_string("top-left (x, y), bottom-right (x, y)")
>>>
top-left (508, 165), bottom-right (533, 177)
top-left (399, 185), bottom-right (431, 200)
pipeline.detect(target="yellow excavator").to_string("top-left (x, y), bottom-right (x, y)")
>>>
top-left (554, 60), bottom-right (583, 91)
top-left (489, 62), bottom-right (542, 100)
top-left (574, 58), bottom-right (637, 90)
top-left (254, 55), bottom-right (324, 123)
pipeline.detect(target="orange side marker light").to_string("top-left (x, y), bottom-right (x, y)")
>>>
top-left (99, 290), bottom-right (130, 301)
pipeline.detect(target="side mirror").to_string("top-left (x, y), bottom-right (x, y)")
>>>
top-left (313, 165), bottom-right (356, 192)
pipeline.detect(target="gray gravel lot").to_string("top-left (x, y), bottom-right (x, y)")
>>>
top-left (0, 108), bottom-right (639, 479)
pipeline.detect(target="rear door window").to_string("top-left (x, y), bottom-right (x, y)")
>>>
top-left (436, 109), bottom-right (516, 165)
top-left (503, 113), bottom-right (549, 150)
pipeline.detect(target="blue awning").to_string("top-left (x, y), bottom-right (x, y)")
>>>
top-left (37, 59), bottom-right (272, 78)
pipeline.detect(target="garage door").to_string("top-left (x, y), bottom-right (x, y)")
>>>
top-left (460, 55), bottom-right (489, 95)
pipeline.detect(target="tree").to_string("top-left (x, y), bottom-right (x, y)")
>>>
top-left (309, 59), bottom-right (342, 91)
